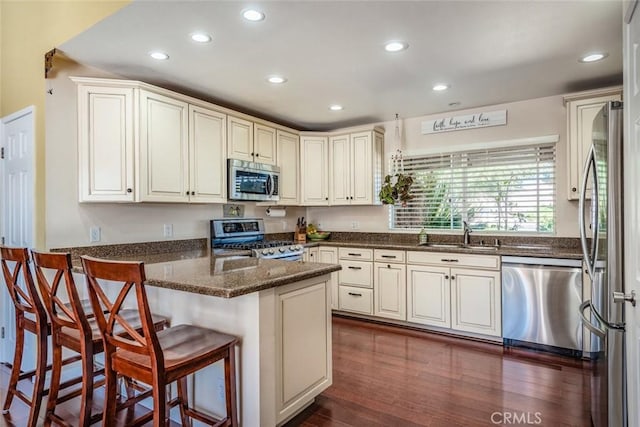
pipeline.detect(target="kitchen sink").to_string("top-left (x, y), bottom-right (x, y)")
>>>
top-left (417, 242), bottom-right (499, 251)
top-left (417, 242), bottom-right (464, 248)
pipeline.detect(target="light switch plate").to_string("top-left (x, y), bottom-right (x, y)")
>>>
top-left (163, 224), bottom-right (173, 238)
top-left (89, 226), bottom-right (101, 243)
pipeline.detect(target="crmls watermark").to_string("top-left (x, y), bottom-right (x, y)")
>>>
top-left (491, 411), bottom-right (543, 425)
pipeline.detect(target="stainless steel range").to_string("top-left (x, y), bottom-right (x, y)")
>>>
top-left (210, 218), bottom-right (304, 260)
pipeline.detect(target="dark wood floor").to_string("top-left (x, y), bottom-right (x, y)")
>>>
top-left (1, 316), bottom-right (592, 426)
top-left (286, 316), bottom-right (592, 427)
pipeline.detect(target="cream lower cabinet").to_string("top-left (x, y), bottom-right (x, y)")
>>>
top-left (406, 265), bottom-right (451, 328)
top-left (275, 278), bottom-right (332, 424)
top-left (337, 248), bottom-right (374, 314)
top-left (373, 249), bottom-right (407, 320)
top-left (450, 268), bottom-right (501, 337)
top-left (406, 251), bottom-right (501, 337)
top-left (317, 247), bottom-right (339, 310)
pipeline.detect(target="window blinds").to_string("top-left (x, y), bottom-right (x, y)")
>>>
top-left (392, 143), bottom-right (556, 233)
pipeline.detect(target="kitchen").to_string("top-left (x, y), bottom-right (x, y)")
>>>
top-left (1, 1), bottom-right (640, 426)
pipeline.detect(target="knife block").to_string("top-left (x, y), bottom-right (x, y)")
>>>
top-left (295, 225), bottom-right (307, 243)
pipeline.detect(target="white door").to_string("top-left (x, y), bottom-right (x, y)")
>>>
top-left (350, 131), bottom-right (373, 205)
top-left (317, 247), bottom-right (338, 309)
top-left (227, 116), bottom-right (254, 162)
top-left (373, 262), bottom-right (406, 321)
top-left (0, 106), bottom-right (35, 364)
top-left (276, 130), bottom-right (299, 205)
top-left (624, 2), bottom-right (640, 425)
top-left (406, 265), bottom-right (450, 328)
top-left (450, 268), bottom-right (501, 337)
top-left (300, 136), bottom-right (329, 205)
top-left (254, 124), bottom-right (276, 165)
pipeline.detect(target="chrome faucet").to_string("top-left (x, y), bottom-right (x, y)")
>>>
top-left (463, 221), bottom-right (472, 245)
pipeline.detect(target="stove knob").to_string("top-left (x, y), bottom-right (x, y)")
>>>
top-left (262, 249), bottom-right (269, 255)
top-left (269, 249), bottom-right (275, 254)
top-left (279, 247), bottom-right (286, 253)
top-left (296, 245), bottom-right (302, 250)
top-left (290, 246), bottom-right (296, 251)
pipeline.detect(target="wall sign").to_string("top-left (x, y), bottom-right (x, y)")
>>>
top-left (421, 109), bottom-right (507, 134)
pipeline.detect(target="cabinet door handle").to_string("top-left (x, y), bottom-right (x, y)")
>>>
top-left (381, 255), bottom-right (396, 259)
top-left (191, 191), bottom-right (195, 195)
top-left (445, 275), bottom-right (449, 280)
top-left (348, 266), bottom-right (362, 270)
top-left (348, 292), bottom-right (362, 297)
top-left (441, 258), bottom-right (459, 262)
top-left (347, 253), bottom-right (362, 256)
top-left (186, 191), bottom-right (189, 195)
top-left (451, 275), bottom-right (456, 280)
top-left (387, 264), bottom-right (391, 268)
top-left (127, 188), bottom-right (132, 193)
top-left (325, 197), bottom-right (329, 200)
top-left (256, 153), bottom-right (259, 157)
top-left (572, 187), bottom-right (577, 192)
top-left (251, 152), bottom-right (254, 156)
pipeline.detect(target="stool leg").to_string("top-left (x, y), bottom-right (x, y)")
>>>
top-left (102, 362), bottom-right (118, 427)
top-left (225, 345), bottom-right (238, 427)
top-left (27, 327), bottom-right (48, 427)
top-left (2, 315), bottom-right (24, 413)
top-left (43, 338), bottom-right (63, 427)
top-left (176, 377), bottom-right (191, 427)
top-left (78, 346), bottom-right (95, 427)
top-left (152, 378), bottom-right (167, 427)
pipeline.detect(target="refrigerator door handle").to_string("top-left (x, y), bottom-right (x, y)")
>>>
top-left (579, 145), bottom-right (598, 278)
top-left (579, 300), bottom-right (606, 338)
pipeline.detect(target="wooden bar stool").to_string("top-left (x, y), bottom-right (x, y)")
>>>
top-left (31, 250), bottom-right (169, 427)
top-left (1, 247), bottom-right (81, 427)
top-left (81, 255), bottom-right (239, 427)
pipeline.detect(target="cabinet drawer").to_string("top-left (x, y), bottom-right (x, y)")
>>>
top-left (338, 260), bottom-right (373, 288)
top-left (374, 249), bottom-right (405, 264)
top-left (339, 285), bottom-right (373, 315)
top-left (407, 251), bottom-right (500, 270)
top-left (338, 247), bottom-right (373, 261)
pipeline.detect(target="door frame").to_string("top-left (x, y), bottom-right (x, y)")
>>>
top-left (0, 105), bottom-right (36, 363)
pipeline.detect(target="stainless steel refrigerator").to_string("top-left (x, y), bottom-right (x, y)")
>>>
top-left (579, 101), bottom-right (625, 427)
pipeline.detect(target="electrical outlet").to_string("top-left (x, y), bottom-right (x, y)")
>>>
top-left (351, 221), bottom-right (359, 230)
top-left (316, 221), bottom-right (323, 229)
top-left (163, 224), bottom-right (173, 238)
top-left (89, 226), bottom-right (101, 243)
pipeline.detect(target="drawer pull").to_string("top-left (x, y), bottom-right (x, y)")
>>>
top-left (348, 292), bottom-right (362, 297)
top-left (441, 258), bottom-right (459, 262)
top-left (381, 255), bottom-right (397, 259)
top-left (347, 253), bottom-right (362, 256)
top-left (348, 266), bottom-right (362, 270)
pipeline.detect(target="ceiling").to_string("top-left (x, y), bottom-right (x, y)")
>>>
top-left (59, 0), bottom-right (623, 131)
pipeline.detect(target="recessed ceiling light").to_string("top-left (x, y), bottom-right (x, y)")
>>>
top-left (243, 9), bottom-right (265, 21)
top-left (191, 33), bottom-right (212, 43)
top-left (149, 51), bottom-right (169, 60)
top-left (267, 75), bottom-right (287, 84)
top-left (384, 41), bottom-right (409, 52)
top-left (579, 52), bottom-right (608, 63)
top-left (329, 105), bottom-right (343, 111)
top-left (433, 83), bottom-right (449, 91)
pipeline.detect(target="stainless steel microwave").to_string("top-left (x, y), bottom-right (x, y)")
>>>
top-left (228, 159), bottom-right (280, 202)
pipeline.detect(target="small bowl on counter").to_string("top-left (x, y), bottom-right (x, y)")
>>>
top-left (307, 231), bottom-right (331, 241)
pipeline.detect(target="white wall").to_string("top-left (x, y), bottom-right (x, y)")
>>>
top-left (45, 61), bottom-right (304, 249)
top-left (308, 94), bottom-right (580, 237)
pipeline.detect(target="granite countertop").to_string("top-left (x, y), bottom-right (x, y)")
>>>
top-left (304, 240), bottom-right (583, 260)
top-left (68, 247), bottom-right (340, 298)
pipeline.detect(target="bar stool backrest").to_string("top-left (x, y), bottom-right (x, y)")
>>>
top-left (31, 251), bottom-right (92, 340)
top-left (80, 256), bottom-right (163, 370)
top-left (1, 247), bottom-right (46, 323)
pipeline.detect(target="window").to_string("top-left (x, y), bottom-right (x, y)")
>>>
top-left (391, 142), bottom-right (556, 233)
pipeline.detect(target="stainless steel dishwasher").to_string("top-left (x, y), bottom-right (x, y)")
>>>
top-left (502, 256), bottom-right (583, 356)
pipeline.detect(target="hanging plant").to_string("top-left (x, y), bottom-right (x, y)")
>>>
top-left (379, 173), bottom-right (414, 207)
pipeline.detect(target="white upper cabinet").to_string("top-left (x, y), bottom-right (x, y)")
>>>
top-left (300, 135), bottom-right (329, 205)
top-left (139, 89), bottom-right (190, 202)
top-left (189, 105), bottom-right (227, 203)
top-left (276, 130), bottom-right (300, 205)
top-left (564, 87), bottom-right (622, 200)
top-left (227, 116), bottom-right (277, 165)
top-left (329, 134), bottom-right (350, 204)
top-left (76, 83), bottom-right (136, 202)
top-left (329, 130), bottom-right (383, 205)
